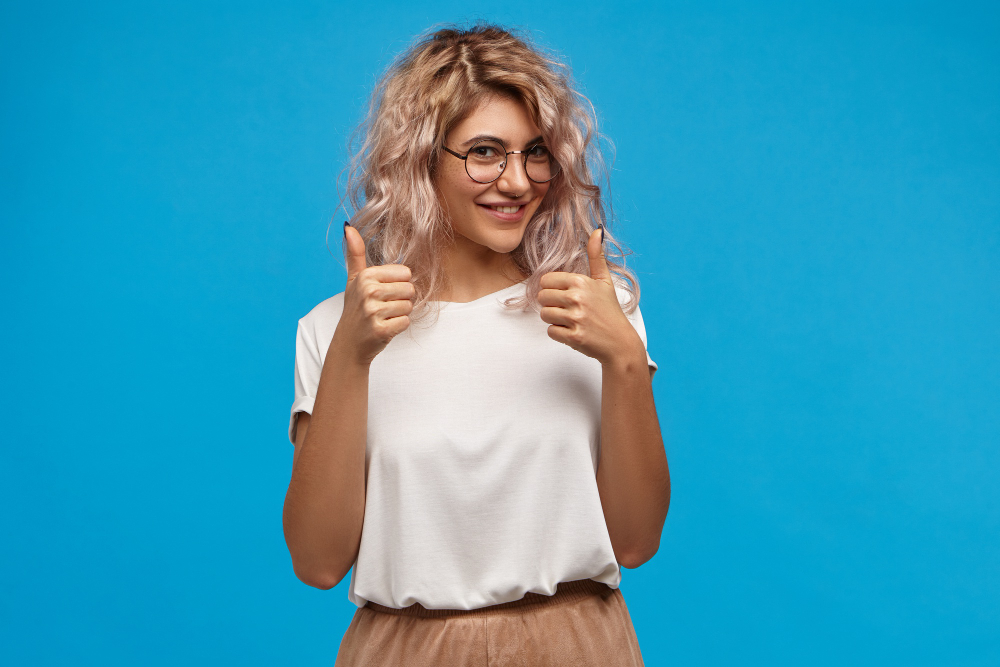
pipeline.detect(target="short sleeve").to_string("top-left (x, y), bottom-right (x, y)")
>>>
top-left (627, 303), bottom-right (658, 380)
top-left (289, 318), bottom-right (323, 445)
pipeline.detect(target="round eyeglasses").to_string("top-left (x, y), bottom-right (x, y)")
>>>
top-left (442, 139), bottom-right (561, 184)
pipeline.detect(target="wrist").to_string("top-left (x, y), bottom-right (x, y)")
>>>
top-left (601, 337), bottom-right (648, 374)
top-left (327, 334), bottom-right (373, 372)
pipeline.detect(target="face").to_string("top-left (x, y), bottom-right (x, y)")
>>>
top-left (436, 95), bottom-right (553, 259)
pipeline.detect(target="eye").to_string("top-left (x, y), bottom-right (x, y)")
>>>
top-left (527, 145), bottom-right (551, 160)
top-left (470, 145), bottom-right (500, 158)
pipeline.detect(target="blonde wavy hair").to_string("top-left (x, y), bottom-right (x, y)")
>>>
top-left (335, 22), bottom-right (642, 324)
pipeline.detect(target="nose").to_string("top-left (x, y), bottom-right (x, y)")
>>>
top-left (495, 154), bottom-right (531, 198)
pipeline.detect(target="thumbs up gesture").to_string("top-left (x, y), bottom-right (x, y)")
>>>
top-left (537, 226), bottom-right (646, 366)
top-left (335, 223), bottom-right (415, 366)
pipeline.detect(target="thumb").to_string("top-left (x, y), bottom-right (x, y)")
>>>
top-left (587, 225), bottom-right (612, 284)
top-left (343, 222), bottom-right (368, 281)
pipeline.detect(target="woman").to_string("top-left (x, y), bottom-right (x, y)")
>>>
top-left (283, 23), bottom-right (670, 666)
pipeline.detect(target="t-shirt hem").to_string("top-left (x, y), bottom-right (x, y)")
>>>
top-left (288, 396), bottom-right (315, 445)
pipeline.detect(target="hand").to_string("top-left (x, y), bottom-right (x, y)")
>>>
top-left (537, 227), bottom-right (645, 366)
top-left (334, 223), bottom-right (415, 366)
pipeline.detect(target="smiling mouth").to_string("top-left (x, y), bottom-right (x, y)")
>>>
top-left (477, 202), bottom-right (529, 223)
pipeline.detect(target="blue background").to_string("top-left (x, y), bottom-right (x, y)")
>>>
top-left (2, 1), bottom-right (997, 664)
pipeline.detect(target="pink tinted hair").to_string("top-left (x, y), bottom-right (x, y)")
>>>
top-left (337, 22), bottom-right (642, 324)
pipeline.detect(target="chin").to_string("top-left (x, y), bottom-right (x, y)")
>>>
top-left (482, 232), bottom-right (524, 254)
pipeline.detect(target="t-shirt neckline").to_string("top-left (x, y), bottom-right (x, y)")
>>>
top-left (431, 280), bottom-right (527, 310)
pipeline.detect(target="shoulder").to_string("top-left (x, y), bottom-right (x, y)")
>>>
top-left (610, 274), bottom-right (643, 319)
top-left (612, 275), bottom-right (629, 306)
top-left (298, 291), bottom-right (346, 336)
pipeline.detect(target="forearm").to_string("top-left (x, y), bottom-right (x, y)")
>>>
top-left (282, 334), bottom-right (369, 589)
top-left (596, 344), bottom-right (670, 568)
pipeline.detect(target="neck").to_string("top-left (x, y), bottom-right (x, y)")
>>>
top-left (433, 234), bottom-right (526, 303)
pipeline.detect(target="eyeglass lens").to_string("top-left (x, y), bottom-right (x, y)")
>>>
top-left (465, 140), bottom-right (560, 184)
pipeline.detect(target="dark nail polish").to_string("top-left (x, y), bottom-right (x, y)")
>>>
top-left (599, 224), bottom-right (604, 244)
top-left (344, 221), bottom-right (350, 236)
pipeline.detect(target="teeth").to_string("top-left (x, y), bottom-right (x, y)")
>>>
top-left (491, 206), bottom-right (520, 214)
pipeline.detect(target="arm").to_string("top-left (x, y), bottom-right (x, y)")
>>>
top-left (597, 342), bottom-right (670, 569)
top-left (282, 335), bottom-right (371, 590)
top-left (534, 228), bottom-right (670, 570)
top-left (283, 224), bottom-right (414, 590)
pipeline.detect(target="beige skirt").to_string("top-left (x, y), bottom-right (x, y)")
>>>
top-left (334, 578), bottom-right (645, 666)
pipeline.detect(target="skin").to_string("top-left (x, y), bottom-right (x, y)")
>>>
top-left (283, 95), bottom-right (670, 589)
top-left (433, 94), bottom-right (548, 301)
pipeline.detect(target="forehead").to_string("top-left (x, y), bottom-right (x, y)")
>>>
top-left (448, 95), bottom-right (543, 147)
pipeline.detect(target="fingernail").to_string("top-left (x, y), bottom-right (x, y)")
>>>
top-left (344, 221), bottom-right (350, 237)
top-left (599, 224), bottom-right (604, 244)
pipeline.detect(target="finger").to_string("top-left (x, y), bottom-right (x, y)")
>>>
top-left (364, 264), bottom-right (413, 285)
top-left (376, 298), bottom-right (414, 320)
top-left (537, 287), bottom-right (575, 308)
top-left (361, 274), bottom-right (416, 302)
top-left (539, 306), bottom-right (574, 327)
top-left (367, 279), bottom-right (416, 302)
top-left (379, 314), bottom-right (412, 339)
top-left (539, 271), bottom-right (584, 290)
top-left (343, 223), bottom-right (368, 282)
top-left (587, 226), bottom-right (612, 283)
top-left (545, 324), bottom-right (576, 349)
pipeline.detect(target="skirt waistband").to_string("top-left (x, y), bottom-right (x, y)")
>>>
top-left (363, 579), bottom-right (615, 618)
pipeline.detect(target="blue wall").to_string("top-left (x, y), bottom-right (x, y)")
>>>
top-left (2, 1), bottom-right (997, 664)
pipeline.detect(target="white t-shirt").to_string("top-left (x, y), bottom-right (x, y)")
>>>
top-left (288, 278), bottom-right (657, 610)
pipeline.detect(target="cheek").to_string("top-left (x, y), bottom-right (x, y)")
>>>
top-left (534, 182), bottom-right (552, 203)
top-left (437, 171), bottom-right (467, 208)
top-left (439, 174), bottom-right (486, 224)
top-left (451, 175), bottom-right (488, 205)
top-left (442, 166), bottom-right (478, 198)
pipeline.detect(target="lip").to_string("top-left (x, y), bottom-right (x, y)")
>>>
top-left (478, 203), bottom-right (527, 223)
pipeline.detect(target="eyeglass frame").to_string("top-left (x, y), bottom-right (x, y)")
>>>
top-left (441, 139), bottom-right (560, 184)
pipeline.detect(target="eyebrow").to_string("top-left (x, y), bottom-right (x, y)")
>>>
top-left (459, 134), bottom-right (546, 149)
